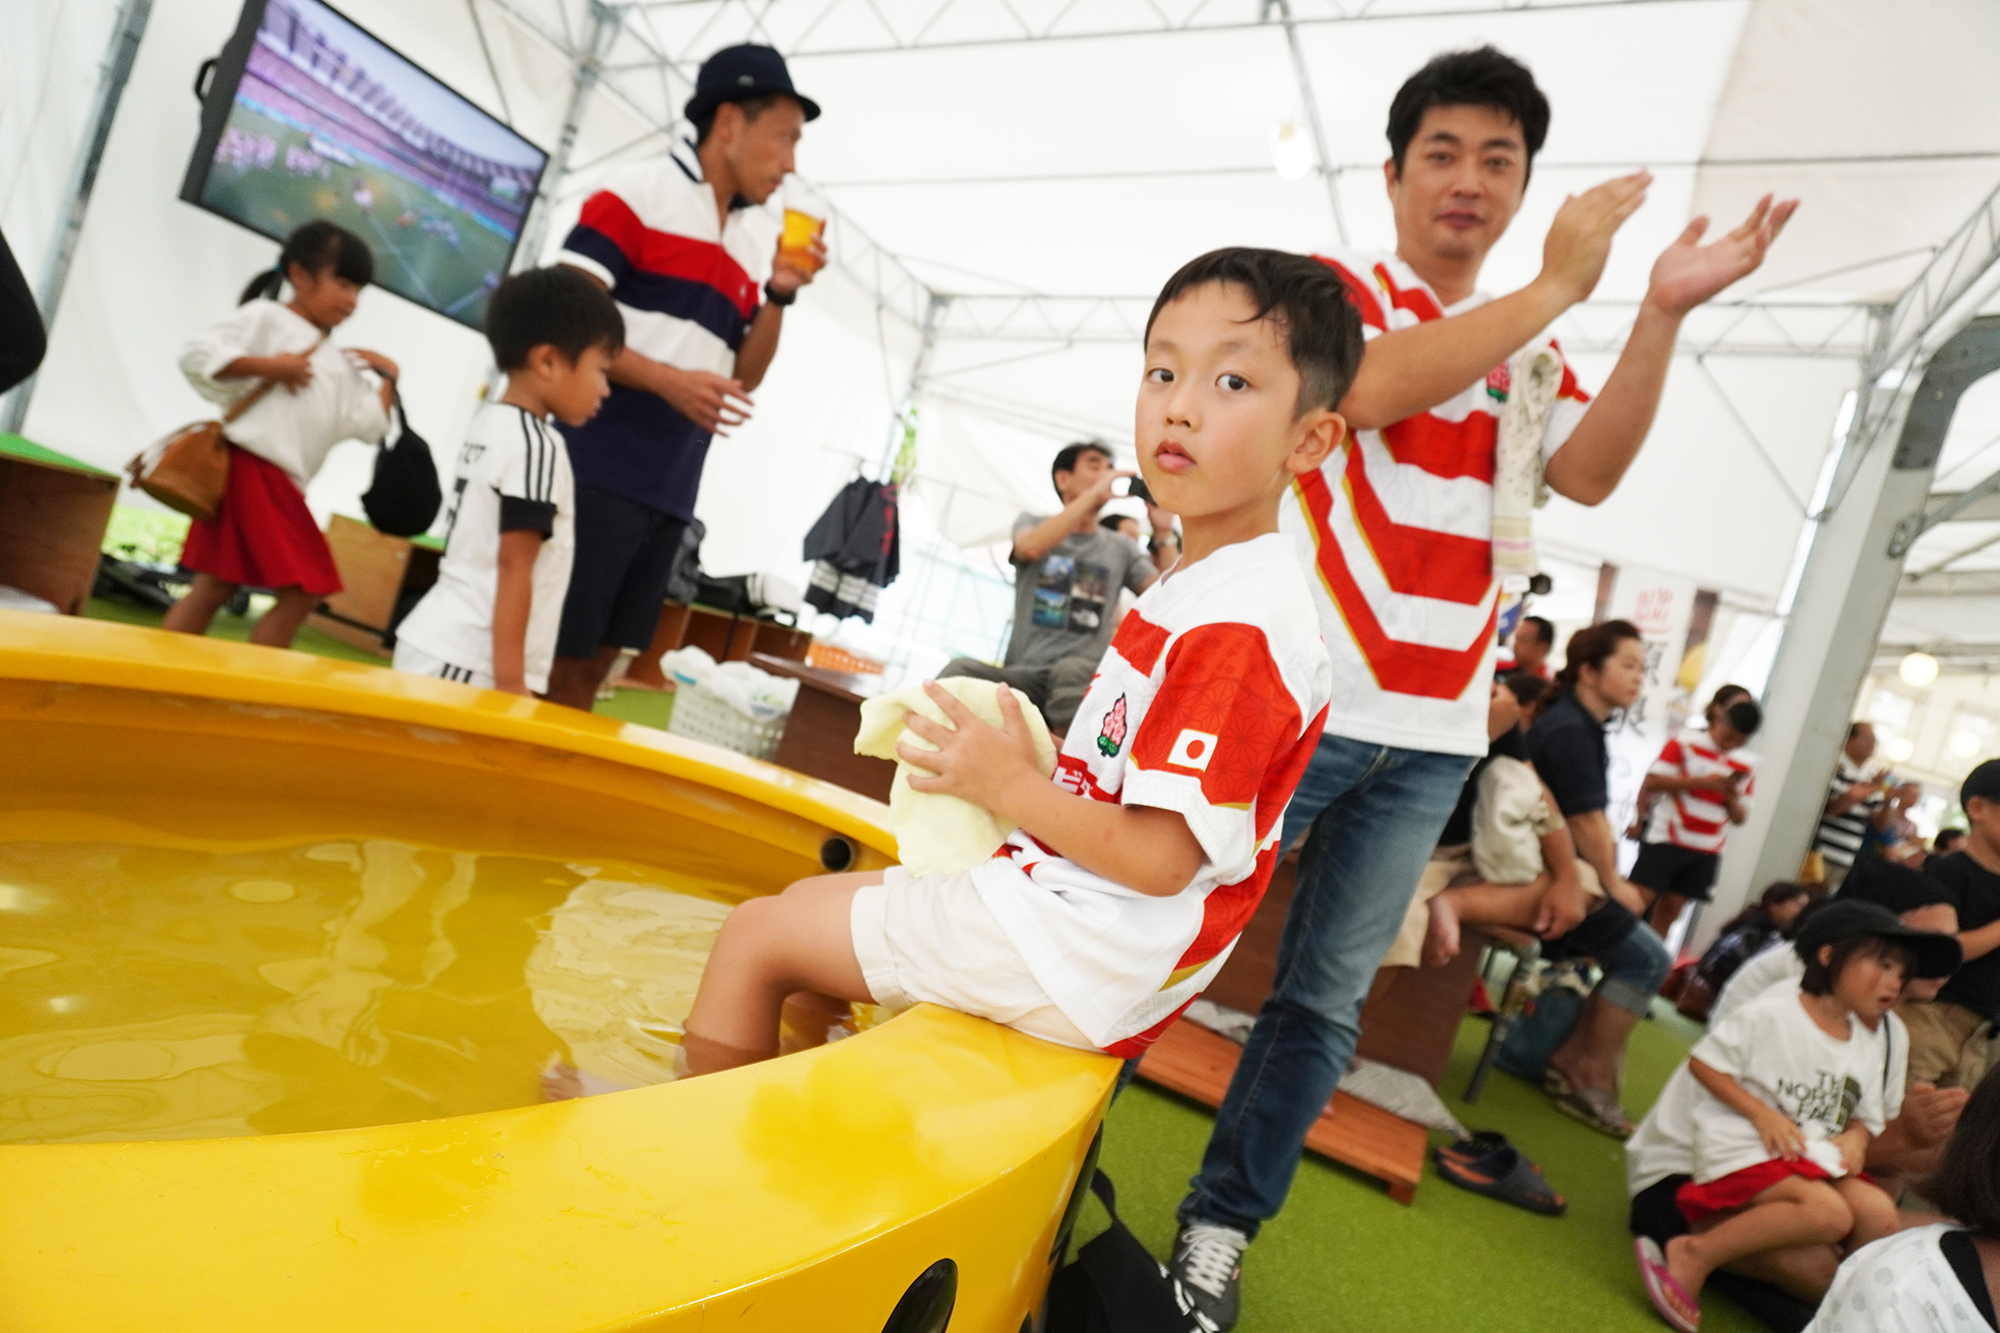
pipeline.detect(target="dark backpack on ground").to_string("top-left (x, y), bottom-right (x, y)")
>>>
top-left (1046, 1169), bottom-right (1205, 1333)
top-left (362, 388), bottom-right (442, 538)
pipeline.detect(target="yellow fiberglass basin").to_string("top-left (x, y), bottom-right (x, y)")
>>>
top-left (0, 612), bottom-right (1117, 1333)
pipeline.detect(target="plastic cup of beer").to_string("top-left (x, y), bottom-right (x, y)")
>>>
top-left (778, 180), bottom-right (827, 276)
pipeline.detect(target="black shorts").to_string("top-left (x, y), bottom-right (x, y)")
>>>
top-left (556, 485), bottom-right (688, 657)
top-left (1542, 897), bottom-right (1640, 963)
top-left (1630, 1174), bottom-right (1692, 1242)
top-left (1632, 843), bottom-right (1722, 902)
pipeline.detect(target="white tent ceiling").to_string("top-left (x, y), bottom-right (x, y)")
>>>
top-left (5, 0), bottom-right (2000, 667)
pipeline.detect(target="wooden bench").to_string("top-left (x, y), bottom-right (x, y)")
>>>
top-left (309, 514), bottom-right (441, 655)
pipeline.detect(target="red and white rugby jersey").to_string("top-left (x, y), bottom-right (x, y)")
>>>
top-left (970, 534), bottom-right (1332, 1056)
top-left (1645, 732), bottom-right (1756, 854)
top-left (1278, 248), bottom-right (1592, 757)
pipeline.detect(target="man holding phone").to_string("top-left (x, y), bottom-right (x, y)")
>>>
top-left (938, 441), bottom-right (1166, 731)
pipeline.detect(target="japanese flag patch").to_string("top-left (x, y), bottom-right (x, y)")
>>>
top-left (1167, 729), bottom-right (1217, 771)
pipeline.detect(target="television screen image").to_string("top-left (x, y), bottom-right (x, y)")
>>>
top-left (183, 0), bottom-right (547, 329)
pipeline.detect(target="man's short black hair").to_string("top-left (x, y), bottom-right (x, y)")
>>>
top-left (1145, 248), bottom-right (1364, 418)
top-left (1052, 442), bottom-right (1113, 495)
top-left (1799, 933), bottom-right (1913, 996)
top-left (1937, 828), bottom-right (1968, 852)
top-left (1518, 615), bottom-right (1554, 648)
top-left (1849, 721), bottom-right (1872, 739)
top-left (1723, 699), bottom-right (1763, 740)
top-left (693, 93), bottom-right (783, 146)
top-left (486, 267), bottom-right (625, 372)
top-left (1099, 513), bottom-right (1136, 532)
top-left (1387, 46), bottom-right (1550, 180)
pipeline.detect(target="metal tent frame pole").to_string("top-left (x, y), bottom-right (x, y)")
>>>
top-left (0, 0), bottom-right (153, 436)
top-left (508, 1), bottom-right (626, 275)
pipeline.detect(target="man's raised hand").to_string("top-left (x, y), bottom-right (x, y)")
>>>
top-left (1538, 171), bottom-right (1652, 306)
top-left (1646, 193), bottom-right (1799, 316)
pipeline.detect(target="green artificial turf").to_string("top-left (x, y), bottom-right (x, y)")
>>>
top-left (81, 597), bottom-right (677, 730)
top-left (1083, 1002), bottom-right (1759, 1333)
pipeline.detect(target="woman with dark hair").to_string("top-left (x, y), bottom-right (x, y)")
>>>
top-left (1680, 883), bottom-right (1814, 1020)
top-left (165, 221), bottom-right (397, 648)
top-left (1805, 1061), bottom-right (2000, 1330)
top-left (1497, 618), bottom-right (1676, 1137)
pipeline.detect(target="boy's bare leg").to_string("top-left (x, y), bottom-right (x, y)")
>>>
top-left (1646, 891), bottom-right (1688, 939)
top-left (1664, 1177), bottom-right (1854, 1297)
top-left (1834, 1176), bottom-right (1902, 1252)
top-left (162, 573), bottom-right (238, 635)
top-left (684, 872), bottom-right (879, 1075)
top-left (250, 585), bottom-right (319, 648)
top-left (1424, 879), bottom-right (1548, 966)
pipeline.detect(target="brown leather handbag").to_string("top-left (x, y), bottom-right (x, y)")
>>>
top-left (128, 335), bottom-right (327, 521)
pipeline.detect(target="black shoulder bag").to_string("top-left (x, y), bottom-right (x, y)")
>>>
top-left (361, 387), bottom-right (443, 538)
top-left (1046, 1169), bottom-right (1206, 1333)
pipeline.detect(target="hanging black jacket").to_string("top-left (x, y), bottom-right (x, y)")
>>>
top-left (801, 477), bottom-right (899, 621)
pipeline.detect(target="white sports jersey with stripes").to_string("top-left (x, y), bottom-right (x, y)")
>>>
top-left (1644, 731), bottom-right (1756, 853)
top-left (394, 404), bottom-right (576, 693)
top-left (969, 534), bottom-right (1332, 1055)
top-left (1278, 249), bottom-right (1592, 757)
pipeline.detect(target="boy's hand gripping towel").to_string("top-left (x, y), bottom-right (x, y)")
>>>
top-left (854, 678), bottom-right (1058, 874)
top-left (1491, 343), bottom-right (1563, 585)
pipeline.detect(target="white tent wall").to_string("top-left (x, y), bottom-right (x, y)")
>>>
top-left (1, 3), bottom-right (122, 293)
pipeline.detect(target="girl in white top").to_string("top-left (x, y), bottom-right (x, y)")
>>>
top-left (165, 221), bottom-right (395, 648)
top-left (1636, 903), bottom-right (1960, 1333)
top-left (1808, 1064), bottom-right (2000, 1333)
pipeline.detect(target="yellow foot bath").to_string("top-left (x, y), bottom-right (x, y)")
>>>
top-left (0, 612), bottom-right (1116, 1332)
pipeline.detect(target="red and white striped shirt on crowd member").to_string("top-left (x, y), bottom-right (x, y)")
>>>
top-left (1277, 249), bottom-right (1592, 758)
top-left (1645, 732), bottom-right (1757, 854)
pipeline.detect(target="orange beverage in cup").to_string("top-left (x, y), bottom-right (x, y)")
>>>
top-left (779, 207), bottom-right (826, 275)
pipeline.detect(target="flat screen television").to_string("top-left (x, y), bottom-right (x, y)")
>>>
top-left (180, 0), bottom-right (547, 330)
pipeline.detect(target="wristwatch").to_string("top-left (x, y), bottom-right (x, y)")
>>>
top-left (764, 280), bottom-right (796, 308)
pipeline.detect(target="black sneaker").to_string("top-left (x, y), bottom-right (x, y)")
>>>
top-left (1170, 1222), bottom-right (1248, 1331)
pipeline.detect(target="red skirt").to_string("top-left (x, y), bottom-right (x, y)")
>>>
top-left (179, 445), bottom-right (342, 596)
top-left (1676, 1158), bottom-right (1832, 1225)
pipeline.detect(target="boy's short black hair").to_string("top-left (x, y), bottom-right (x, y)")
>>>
top-left (1051, 442), bottom-right (1113, 494)
top-left (1387, 46), bottom-right (1550, 180)
top-left (1501, 670), bottom-right (1550, 712)
top-left (1723, 699), bottom-right (1763, 740)
top-left (1798, 933), bottom-right (1913, 996)
top-left (1144, 248), bottom-right (1364, 418)
top-left (485, 267), bottom-right (625, 372)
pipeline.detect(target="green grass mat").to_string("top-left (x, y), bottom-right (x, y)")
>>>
top-left (1084, 1003), bottom-right (1758, 1333)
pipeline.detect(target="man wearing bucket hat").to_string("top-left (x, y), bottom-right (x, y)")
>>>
top-left (547, 45), bottom-right (824, 709)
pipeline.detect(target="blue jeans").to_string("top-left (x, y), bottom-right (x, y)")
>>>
top-left (1496, 909), bottom-right (1674, 1081)
top-left (1175, 734), bottom-right (1473, 1238)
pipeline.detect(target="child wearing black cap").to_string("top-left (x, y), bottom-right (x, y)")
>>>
top-left (1635, 900), bottom-right (1962, 1331)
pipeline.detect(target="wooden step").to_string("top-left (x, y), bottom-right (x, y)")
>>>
top-left (1135, 1018), bottom-right (1428, 1205)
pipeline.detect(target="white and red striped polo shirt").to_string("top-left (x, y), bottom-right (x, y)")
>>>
top-left (1645, 732), bottom-right (1756, 853)
top-left (1278, 249), bottom-right (1592, 757)
top-left (970, 534), bottom-right (1331, 1056)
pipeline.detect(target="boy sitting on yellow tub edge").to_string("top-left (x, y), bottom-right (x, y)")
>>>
top-left (682, 247), bottom-right (1358, 1072)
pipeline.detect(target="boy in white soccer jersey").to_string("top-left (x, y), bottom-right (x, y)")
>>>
top-left (393, 269), bottom-right (623, 696)
top-left (680, 249), bottom-right (1358, 1073)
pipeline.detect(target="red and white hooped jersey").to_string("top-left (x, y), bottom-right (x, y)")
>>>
top-left (970, 534), bottom-right (1332, 1055)
top-left (1645, 732), bottom-right (1756, 853)
top-left (1278, 249), bottom-right (1592, 757)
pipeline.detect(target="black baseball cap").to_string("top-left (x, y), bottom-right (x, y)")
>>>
top-left (1962, 759), bottom-right (2000, 812)
top-left (685, 45), bottom-right (821, 124)
top-left (1795, 897), bottom-right (1962, 979)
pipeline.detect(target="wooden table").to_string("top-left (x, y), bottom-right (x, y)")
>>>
top-left (0, 433), bottom-right (118, 615)
top-left (308, 514), bottom-right (442, 655)
top-left (752, 652), bottom-right (896, 803)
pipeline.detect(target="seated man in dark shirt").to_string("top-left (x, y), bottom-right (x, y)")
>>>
top-left (1393, 673), bottom-right (1598, 969)
top-left (1907, 759), bottom-right (2000, 1090)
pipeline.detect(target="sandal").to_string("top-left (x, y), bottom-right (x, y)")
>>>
top-left (1543, 1068), bottom-right (1573, 1097)
top-left (1554, 1083), bottom-right (1635, 1138)
top-left (1635, 1236), bottom-right (1701, 1331)
top-left (1433, 1134), bottom-right (1567, 1216)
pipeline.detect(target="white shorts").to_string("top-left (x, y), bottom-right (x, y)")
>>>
top-left (392, 639), bottom-right (494, 690)
top-left (850, 867), bottom-right (1096, 1051)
